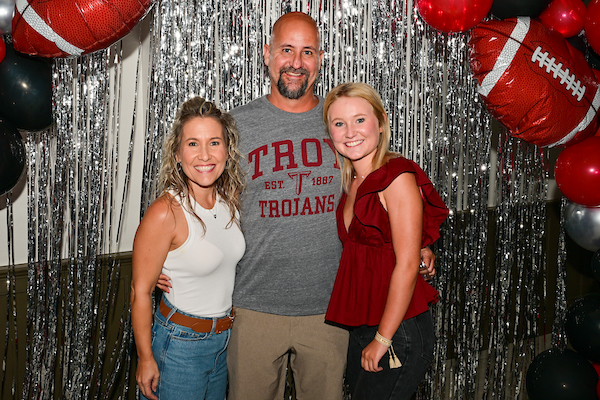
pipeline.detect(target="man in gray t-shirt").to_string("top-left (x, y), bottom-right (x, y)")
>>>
top-left (225, 13), bottom-right (351, 400)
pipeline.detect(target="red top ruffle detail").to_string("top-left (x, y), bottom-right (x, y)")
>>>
top-left (325, 157), bottom-right (449, 327)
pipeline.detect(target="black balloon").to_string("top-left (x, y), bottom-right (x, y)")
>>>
top-left (490, 0), bottom-right (552, 19)
top-left (593, 250), bottom-right (600, 282)
top-left (526, 348), bottom-right (598, 400)
top-left (0, 41), bottom-right (52, 131)
top-left (566, 294), bottom-right (600, 363)
top-left (588, 48), bottom-right (600, 71)
top-left (567, 35), bottom-right (586, 56)
top-left (0, 118), bottom-right (25, 195)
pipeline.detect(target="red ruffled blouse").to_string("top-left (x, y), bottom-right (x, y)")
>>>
top-left (325, 157), bottom-right (449, 327)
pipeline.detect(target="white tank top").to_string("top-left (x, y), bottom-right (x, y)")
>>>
top-left (162, 194), bottom-right (245, 317)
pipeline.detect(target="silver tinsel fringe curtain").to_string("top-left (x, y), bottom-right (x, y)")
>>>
top-left (1, 0), bottom-right (567, 398)
top-left (10, 43), bottom-right (141, 398)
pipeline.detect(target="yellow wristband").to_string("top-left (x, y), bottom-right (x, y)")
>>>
top-left (374, 331), bottom-right (392, 347)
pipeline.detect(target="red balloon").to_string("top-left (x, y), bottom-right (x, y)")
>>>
top-left (0, 37), bottom-right (5, 64)
top-left (555, 136), bottom-right (600, 206)
top-left (593, 363), bottom-right (600, 398)
top-left (539, 0), bottom-right (586, 37)
top-left (416, 0), bottom-right (494, 33)
top-left (586, 0), bottom-right (600, 55)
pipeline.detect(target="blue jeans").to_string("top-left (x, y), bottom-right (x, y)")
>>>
top-left (140, 296), bottom-right (231, 400)
top-left (346, 311), bottom-right (434, 400)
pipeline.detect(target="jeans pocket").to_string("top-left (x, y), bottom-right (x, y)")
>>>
top-left (170, 326), bottom-right (211, 341)
top-left (414, 312), bottom-right (435, 363)
top-left (388, 324), bottom-right (409, 369)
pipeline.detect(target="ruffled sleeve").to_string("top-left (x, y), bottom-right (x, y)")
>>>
top-left (354, 157), bottom-right (449, 247)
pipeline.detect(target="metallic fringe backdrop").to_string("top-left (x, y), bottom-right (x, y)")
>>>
top-left (0, 0), bottom-right (567, 398)
top-left (15, 40), bottom-right (141, 398)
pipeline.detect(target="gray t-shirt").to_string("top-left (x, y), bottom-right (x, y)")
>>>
top-left (231, 96), bottom-right (342, 316)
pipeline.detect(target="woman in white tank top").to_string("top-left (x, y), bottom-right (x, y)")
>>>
top-left (131, 97), bottom-right (246, 400)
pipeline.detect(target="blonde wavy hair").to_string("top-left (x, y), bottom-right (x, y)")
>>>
top-left (158, 97), bottom-right (245, 230)
top-left (323, 82), bottom-right (395, 193)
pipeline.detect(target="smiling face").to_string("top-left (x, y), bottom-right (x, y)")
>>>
top-left (264, 13), bottom-right (324, 101)
top-left (327, 96), bottom-right (383, 168)
top-left (175, 116), bottom-right (228, 199)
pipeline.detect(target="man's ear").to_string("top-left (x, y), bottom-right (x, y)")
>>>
top-left (264, 44), bottom-right (271, 66)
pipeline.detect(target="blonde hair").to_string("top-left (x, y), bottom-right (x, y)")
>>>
top-left (158, 97), bottom-right (245, 230)
top-left (323, 82), bottom-right (394, 193)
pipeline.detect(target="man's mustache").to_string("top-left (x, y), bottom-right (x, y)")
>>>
top-left (279, 67), bottom-right (309, 76)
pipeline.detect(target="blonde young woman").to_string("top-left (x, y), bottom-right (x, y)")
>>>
top-left (131, 97), bottom-right (245, 400)
top-left (323, 83), bottom-right (449, 400)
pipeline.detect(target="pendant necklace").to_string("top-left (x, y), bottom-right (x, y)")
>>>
top-left (208, 204), bottom-right (217, 219)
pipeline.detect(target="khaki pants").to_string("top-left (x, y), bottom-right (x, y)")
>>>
top-left (227, 308), bottom-right (349, 400)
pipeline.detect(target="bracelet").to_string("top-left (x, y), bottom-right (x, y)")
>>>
top-left (374, 331), bottom-right (392, 347)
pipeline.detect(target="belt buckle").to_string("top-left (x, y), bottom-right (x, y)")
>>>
top-left (214, 314), bottom-right (234, 334)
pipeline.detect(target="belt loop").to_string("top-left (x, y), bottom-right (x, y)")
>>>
top-left (162, 295), bottom-right (178, 322)
top-left (166, 306), bottom-right (178, 322)
top-left (211, 318), bottom-right (217, 335)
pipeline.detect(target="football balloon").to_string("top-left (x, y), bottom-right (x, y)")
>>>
top-left (11, 0), bottom-right (154, 58)
top-left (468, 17), bottom-right (600, 147)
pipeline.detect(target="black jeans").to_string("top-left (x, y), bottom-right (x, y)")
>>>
top-left (346, 311), bottom-right (434, 400)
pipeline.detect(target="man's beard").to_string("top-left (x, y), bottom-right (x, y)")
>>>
top-left (276, 67), bottom-right (310, 99)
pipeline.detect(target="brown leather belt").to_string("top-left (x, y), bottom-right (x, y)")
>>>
top-left (159, 298), bottom-right (234, 334)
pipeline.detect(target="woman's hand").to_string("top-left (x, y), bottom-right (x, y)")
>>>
top-left (156, 274), bottom-right (172, 293)
top-left (419, 246), bottom-right (436, 280)
top-left (136, 358), bottom-right (160, 400)
top-left (361, 339), bottom-right (389, 372)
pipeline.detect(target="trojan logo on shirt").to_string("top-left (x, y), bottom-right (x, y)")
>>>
top-left (247, 138), bottom-right (339, 218)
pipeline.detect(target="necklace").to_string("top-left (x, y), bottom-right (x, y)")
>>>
top-left (190, 191), bottom-right (218, 218)
top-left (353, 169), bottom-right (370, 180)
top-left (208, 204), bottom-right (217, 219)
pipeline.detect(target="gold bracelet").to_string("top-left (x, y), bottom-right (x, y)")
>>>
top-left (374, 331), bottom-right (392, 347)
